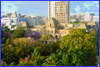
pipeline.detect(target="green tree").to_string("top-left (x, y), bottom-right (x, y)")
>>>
top-left (60, 28), bottom-right (99, 65)
top-left (41, 33), bottom-right (48, 41)
top-left (11, 26), bottom-right (25, 40)
top-left (41, 34), bottom-right (54, 41)
top-left (32, 47), bottom-right (42, 66)
top-left (11, 25), bottom-right (16, 28)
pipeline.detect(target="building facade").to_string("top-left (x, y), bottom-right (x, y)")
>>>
top-left (84, 11), bottom-right (92, 21)
top-left (1, 11), bottom-right (26, 30)
top-left (48, 1), bottom-right (70, 26)
top-left (93, 16), bottom-right (99, 22)
top-left (25, 15), bottom-right (41, 27)
top-left (21, 18), bottom-right (98, 40)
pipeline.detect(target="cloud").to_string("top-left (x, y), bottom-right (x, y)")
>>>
top-left (92, 1), bottom-right (99, 3)
top-left (74, 5), bottom-right (81, 12)
top-left (70, 1), bottom-right (99, 15)
top-left (83, 3), bottom-right (93, 10)
top-left (14, 1), bottom-right (48, 16)
top-left (92, 1), bottom-right (99, 9)
top-left (70, 1), bottom-right (88, 13)
top-left (1, 1), bottom-right (99, 16)
top-left (7, 5), bottom-right (12, 9)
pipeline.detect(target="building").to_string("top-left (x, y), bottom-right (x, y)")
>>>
top-left (1, 11), bottom-right (26, 30)
top-left (87, 22), bottom-right (98, 32)
top-left (22, 18), bottom-right (74, 39)
top-left (70, 19), bottom-right (76, 22)
top-left (48, 1), bottom-right (70, 26)
top-left (40, 17), bottom-right (48, 24)
top-left (25, 15), bottom-right (41, 27)
top-left (93, 16), bottom-right (99, 22)
top-left (21, 18), bottom-right (99, 40)
top-left (90, 13), bottom-right (95, 16)
top-left (84, 11), bottom-right (92, 21)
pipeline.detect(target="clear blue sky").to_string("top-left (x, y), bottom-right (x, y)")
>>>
top-left (1, 1), bottom-right (99, 16)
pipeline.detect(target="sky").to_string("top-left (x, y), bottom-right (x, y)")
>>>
top-left (1, 1), bottom-right (99, 16)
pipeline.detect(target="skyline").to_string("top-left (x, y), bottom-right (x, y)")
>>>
top-left (1, 1), bottom-right (99, 16)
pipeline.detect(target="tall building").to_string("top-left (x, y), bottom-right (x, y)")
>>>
top-left (48, 1), bottom-right (70, 25)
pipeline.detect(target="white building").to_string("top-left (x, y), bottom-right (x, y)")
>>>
top-left (1, 11), bottom-right (26, 30)
top-left (84, 11), bottom-right (92, 21)
top-left (25, 15), bottom-right (41, 27)
top-left (70, 19), bottom-right (76, 22)
top-left (93, 16), bottom-right (99, 22)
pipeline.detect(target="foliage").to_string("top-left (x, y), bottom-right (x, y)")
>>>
top-left (60, 28), bottom-right (98, 50)
top-left (31, 47), bottom-right (42, 66)
top-left (11, 25), bottom-right (16, 28)
top-left (1, 26), bottom-right (99, 66)
top-left (19, 55), bottom-right (34, 66)
top-left (24, 31), bottom-right (41, 40)
top-left (40, 23), bottom-right (44, 26)
top-left (12, 37), bottom-right (36, 46)
top-left (33, 40), bottom-right (59, 56)
top-left (1, 26), bottom-right (10, 31)
top-left (9, 62), bottom-right (16, 66)
top-left (5, 38), bottom-right (11, 44)
top-left (83, 21), bottom-right (88, 25)
top-left (1, 31), bottom-right (12, 44)
top-left (70, 22), bottom-right (80, 24)
top-left (41, 33), bottom-right (54, 41)
top-left (11, 26), bottom-right (25, 40)
top-left (60, 28), bottom-right (99, 65)
top-left (43, 47), bottom-right (95, 66)
top-left (1, 44), bottom-right (16, 65)
top-left (95, 22), bottom-right (99, 27)
top-left (1, 60), bottom-right (7, 66)
top-left (1, 40), bottom-right (34, 65)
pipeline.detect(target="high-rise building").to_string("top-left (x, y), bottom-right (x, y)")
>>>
top-left (48, 1), bottom-right (70, 25)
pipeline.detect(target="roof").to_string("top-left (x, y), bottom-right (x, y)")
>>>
top-left (87, 22), bottom-right (96, 26)
top-left (21, 22), bottom-right (30, 28)
top-left (78, 23), bottom-right (86, 29)
top-left (44, 18), bottom-right (60, 28)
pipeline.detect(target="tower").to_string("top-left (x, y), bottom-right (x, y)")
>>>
top-left (48, 1), bottom-right (70, 25)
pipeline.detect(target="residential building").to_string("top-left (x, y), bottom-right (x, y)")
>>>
top-left (40, 17), bottom-right (48, 24)
top-left (48, 1), bottom-right (70, 26)
top-left (25, 15), bottom-right (41, 27)
top-left (1, 11), bottom-right (26, 30)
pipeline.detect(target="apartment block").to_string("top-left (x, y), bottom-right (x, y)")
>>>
top-left (48, 1), bottom-right (70, 25)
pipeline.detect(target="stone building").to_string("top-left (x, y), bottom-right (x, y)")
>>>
top-left (21, 18), bottom-right (99, 39)
top-left (22, 18), bottom-right (74, 39)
